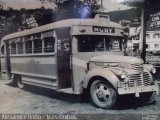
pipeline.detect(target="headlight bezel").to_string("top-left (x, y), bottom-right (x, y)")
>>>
top-left (120, 70), bottom-right (128, 80)
top-left (151, 68), bottom-right (156, 74)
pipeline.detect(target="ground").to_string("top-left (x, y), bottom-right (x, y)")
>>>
top-left (0, 78), bottom-right (160, 116)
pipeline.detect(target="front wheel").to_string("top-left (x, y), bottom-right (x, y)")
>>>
top-left (90, 79), bottom-right (117, 109)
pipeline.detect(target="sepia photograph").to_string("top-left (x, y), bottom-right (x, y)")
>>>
top-left (0, 0), bottom-right (160, 120)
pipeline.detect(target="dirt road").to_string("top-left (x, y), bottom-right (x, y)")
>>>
top-left (0, 79), bottom-right (160, 115)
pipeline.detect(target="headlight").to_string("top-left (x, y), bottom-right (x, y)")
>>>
top-left (120, 71), bottom-right (127, 79)
top-left (151, 68), bottom-right (156, 74)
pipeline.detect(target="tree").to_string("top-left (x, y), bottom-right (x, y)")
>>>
top-left (40, 0), bottom-right (101, 20)
top-left (0, 1), bottom-right (5, 10)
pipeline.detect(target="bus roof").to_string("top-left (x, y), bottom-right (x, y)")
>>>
top-left (2, 14), bottom-right (123, 41)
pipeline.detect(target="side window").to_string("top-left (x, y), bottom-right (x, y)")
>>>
top-left (155, 44), bottom-right (159, 48)
top-left (25, 40), bottom-right (32, 54)
top-left (146, 44), bottom-right (149, 49)
top-left (10, 43), bottom-right (16, 54)
top-left (1, 45), bottom-right (4, 55)
top-left (17, 42), bottom-right (23, 54)
top-left (33, 33), bottom-right (42, 53)
top-left (34, 39), bottom-right (42, 53)
top-left (155, 34), bottom-right (160, 38)
top-left (44, 37), bottom-right (55, 53)
top-left (146, 34), bottom-right (150, 39)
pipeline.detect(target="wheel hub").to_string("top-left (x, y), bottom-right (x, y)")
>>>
top-left (95, 84), bottom-right (111, 102)
top-left (97, 91), bottom-right (104, 98)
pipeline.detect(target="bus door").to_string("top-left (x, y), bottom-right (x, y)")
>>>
top-left (55, 28), bottom-right (72, 89)
top-left (4, 41), bottom-right (11, 80)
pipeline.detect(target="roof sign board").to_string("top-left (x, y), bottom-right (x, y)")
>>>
top-left (92, 26), bottom-right (115, 33)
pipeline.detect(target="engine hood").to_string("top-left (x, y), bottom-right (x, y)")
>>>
top-left (90, 55), bottom-right (143, 64)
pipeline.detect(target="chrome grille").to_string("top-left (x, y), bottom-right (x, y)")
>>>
top-left (130, 63), bottom-right (143, 72)
top-left (128, 74), bottom-right (143, 87)
top-left (128, 72), bottom-right (151, 87)
top-left (143, 72), bottom-right (151, 86)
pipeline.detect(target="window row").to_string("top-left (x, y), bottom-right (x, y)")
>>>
top-left (146, 44), bottom-right (160, 49)
top-left (146, 33), bottom-right (160, 39)
top-left (77, 36), bottom-right (122, 52)
top-left (10, 37), bottom-right (55, 55)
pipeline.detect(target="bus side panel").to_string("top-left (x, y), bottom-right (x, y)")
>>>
top-left (55, 28), bottom-right (72, 89)
top-left (10, 55), bottom-right (57, 88)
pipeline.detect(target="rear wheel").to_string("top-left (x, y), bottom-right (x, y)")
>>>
top-left (90, 79), bottom-right (117, 109)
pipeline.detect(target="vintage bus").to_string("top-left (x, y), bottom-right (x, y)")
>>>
top-left (1, 14), bottom-right (159, 109)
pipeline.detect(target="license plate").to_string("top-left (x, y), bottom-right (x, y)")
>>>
top-left (118, 82), bottom-right (128, 88)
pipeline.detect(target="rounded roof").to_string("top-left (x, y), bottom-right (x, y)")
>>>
top-left (2, 17), bottom-right (123, 41)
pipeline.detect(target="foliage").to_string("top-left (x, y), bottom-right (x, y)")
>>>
top-left (40, 0), bottom-right (101, 20)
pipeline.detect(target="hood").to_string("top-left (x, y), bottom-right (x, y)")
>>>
top-left (90, 55), bottom-right (143, 64)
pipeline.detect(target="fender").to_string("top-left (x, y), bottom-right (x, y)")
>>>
top-left (82, 68), bottom-right (120, 90)
top-left (143, 64), bottom-right (155, 73)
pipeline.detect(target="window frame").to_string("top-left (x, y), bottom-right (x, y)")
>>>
top-left (10, 42), bottom-right (16, 55)
top-left (42, 30), bottom-right (55, 53)
top-left (8, 30), bottom-right (56, 56)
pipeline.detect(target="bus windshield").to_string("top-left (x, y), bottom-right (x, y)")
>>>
top-left (77, 35), bottom-right (123, 52)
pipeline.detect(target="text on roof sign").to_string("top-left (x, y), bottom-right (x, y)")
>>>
top-left (93, 26), bottom-right (115, 33)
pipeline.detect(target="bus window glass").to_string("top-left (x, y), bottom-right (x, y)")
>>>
top-left (43, 31), bottom-right (54, 38)
top-left (17, 42), bottom-right (23, 54)
top-left (25, 41), bottom-right (32, 54)
top-left (44, 37), bottom-right (55, 53)
top-left (10, 43), bottom-right (16, 54)
top-left (77, 36), bottom-right (122, 52)
top-left (33, 33), bottom-right (41, 39)
top-left (34, 39), bottom-right (42, 53)
top-left (105, 39), bottom-right (122, 52)
top-left (24, 35), bottom-right (32, 40)
top-left (78, 36), bottom-right (105, 52)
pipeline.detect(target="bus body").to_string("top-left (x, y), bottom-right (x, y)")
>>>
top-left (1, 14), bottom-right (159, 109)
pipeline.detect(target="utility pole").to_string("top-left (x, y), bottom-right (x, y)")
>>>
top-left (99, 0), bottom-right (104, 12)
top-left (101, 0), bottom-right (103, 6)
top-left (140, 0), bottom-right (147, 63)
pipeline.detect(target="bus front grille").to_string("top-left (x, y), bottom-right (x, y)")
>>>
top-left (130, 63), bottom-right (143, 73)
top-left (128, 72), bottom-right (151, 87)
top-left (128, 74), bottom-right (143, 87)
top-left (143, 72), bottom-right (151, 86)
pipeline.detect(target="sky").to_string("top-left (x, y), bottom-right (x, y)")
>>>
top-left (0, 0), bottom-right (54, 10)
top-left (0, 0), bottom-right (133, 11)
top-left (101, 0), bottom-right (132, 12)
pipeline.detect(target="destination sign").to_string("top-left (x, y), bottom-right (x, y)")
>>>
top-left (93, 26), bottom-right (115, 33)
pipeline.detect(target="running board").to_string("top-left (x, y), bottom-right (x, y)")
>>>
top-left (58, 88), bottom-right (74, 94)
top-left (58, 88), bottom-right (81, 94)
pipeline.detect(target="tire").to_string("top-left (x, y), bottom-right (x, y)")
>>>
top-left (17, 77), bottom-right (24, 89)
top-left (90, 79), bottom-right (117, 109)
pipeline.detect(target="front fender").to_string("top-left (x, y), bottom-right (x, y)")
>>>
top-left (143, 64), bottom-right (153, 72)
top-left (82, 68), bottom-right (119, 90)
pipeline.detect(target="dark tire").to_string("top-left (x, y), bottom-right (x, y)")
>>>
top-left (17, 76), bottom-right (24, 89)
top-left (90, 79), bottom-right (117, 109)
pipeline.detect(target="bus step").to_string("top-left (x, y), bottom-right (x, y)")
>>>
top-left (58, 88), bottom-right (74, 94)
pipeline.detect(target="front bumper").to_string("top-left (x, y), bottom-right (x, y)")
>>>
top-left (118, 81), bottom-right (159, 97)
